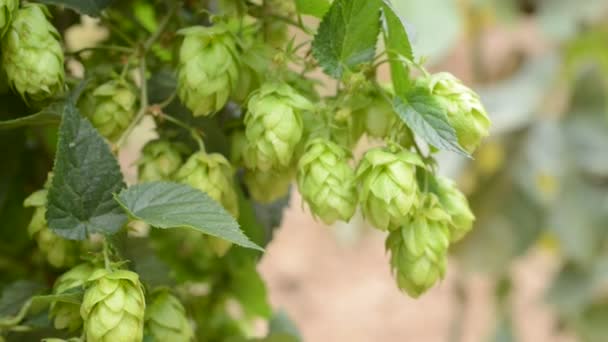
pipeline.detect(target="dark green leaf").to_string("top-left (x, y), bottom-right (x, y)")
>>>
top-left (0, 281), bottom-right (45, 318)
top-left (115, 182), bottom-right (262, 251)
top-left (34, 0), bottom-right (112, 16)
top-left (312, 0), bottom-right (382, 78)
top-left (119, 236), bottom-right (174, 288)
top-left (0, 102), bottom-right (62, 130)
top-left (46, 100), bottom-right (127, 240)
top-left (381, 0), bottom-right (413, 94)
top-left (268, 310), bottom-right (302, 342)
top-left (229, 260), bottom-right (272, 319)
top-left (393, 88), bottom-right (468, 156)
top-left (295, 0), bottom-right (330, 18)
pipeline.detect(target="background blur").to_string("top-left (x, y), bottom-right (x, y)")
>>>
top-left (254, 1), bottom-right (608, 341)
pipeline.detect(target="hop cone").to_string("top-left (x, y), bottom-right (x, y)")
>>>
top-left (81, 269), bottom-right (145, 342)
top-left (244, 82), bottom-right (312, 171)
top-left (421, 72), bottom-right (490, 153)
top-left (145, 290), bottom-right (193, 342)
top-left (0, 0), bottom-right (18, 37)
top-left (329, 106), bottom-right (365, 149)
top-left (360, 95), bottom-right (395, 139)
top-left (434, 176), bottom-right (475, 242)
top-left (137, 139), bottom-right (183, 182)
top-left (356, 148), bottom-right (423, 231)
top-left (2, 4), bottom-right (65, 101)
top-left (245, 169), bottom-right (293, 204)
top-left (50, 263), bottom-right (95, 331)
top-left (80, 80), bottom-right (136, 141)
top-left (177, 25), bottom-right (239, 116)
top-left (175, 151), bottom-right (239, 217)
top-left (386, 194), bottom-right (452, 297)
top-left (24, 189), bottom-right (79, 268)
top-left (297, 139), bottom-right (357, 224)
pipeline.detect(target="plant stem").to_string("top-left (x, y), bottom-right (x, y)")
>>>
top-left (102, 238), bottom-right (112, 271)
top-left (159, 112), bottom-right (206, 150)
top-left (68, 45), bottom-right (134, 56)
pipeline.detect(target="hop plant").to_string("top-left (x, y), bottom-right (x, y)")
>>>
top-left (137, 139), bottom-right (183, 182)
top-left (50, 263), bottom-right (95, 331)
top-left (24, 189), bottom-right (79, 268)
top-left (297, 139), bottom-right (358, 224)
top-left (0, 0), bottom-right (18, 37)
top-left (2, 4), bottom-right (65, 101)
top-left (81, 269), bottom-right (146, 342)
top-left (356, 148), bottom-right (424, 231)
top-left (244, 82), bottom-right (312, 171)
top-left (145, 290), bottom-right (193, 342)
top-left (245, 169), bottom-right (293, 204)
top-left (79, 80), bottom-right (137, 141)
top-left (420, 72), bottom-right (491, 153)
top-left (175, 151), bottom-right (239, 217)
top-left (177, 25), bottom-right (239, 116)
top-left (434, 176), bottom-right (475, 242)
top-left (386, 194), bottom-right (452, 297)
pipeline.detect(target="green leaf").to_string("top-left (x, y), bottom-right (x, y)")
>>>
top-left (381, 0), bottom-right (413, 94)
top-left (33, 0), bottom-right (112, 16)
top-left (0, 102), bottom-right (62, 130)
top-left (393, 87), bottom-right (468, 156)
top-left (295, 0), bottom-right (331, 18)
top-left (229, 260), bottom-right (272, 319)
top-left (0, 281), bottom-right (44, 319)
top-left (115, 182), bottom-right (263, 251)
top-left (268, 310), bottom-right (302, 342)
top-left (46, 100), bottom-right (127, 240)
top-left (312, 0), bottom-right (382, 78)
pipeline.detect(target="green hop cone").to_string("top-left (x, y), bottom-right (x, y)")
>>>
top-left (137, 139), bottom-right (183, 182)
top-left (245, 168), bottom-right (293, 204)
top-left (80, 80), bottom-right (137, 141)
top-left (244, 82), bottom-right (312, 171)
top-left (434, 176), bottom-right (475, 242)
top-left (177, 25), bottom-right (239, 116)
top-left (81, 269), bottom-right (145, 342)
top-left (24, 189), bottom-right (79, 268)
top-left (329, 106), bottom-right (365, 149)
top-left (387, 194), bottom-right (451, 297)
top-left (356, 148), bottom-right (424, 231)
top-left (2, 4), bottom-right (65, 101)
top-left (0, 0), bottom-right (18, 37)
top-left (50, 263), bottom-right (96, 331)
top-left (145, 290), bottom-right (193, 342)
top-left (421, 72), bottom-right (491, 153)
top-left (360, 95), bottom-right (395, 139)
top-left (176, 151), bottom-right (239, 217)
top-left (297, 139), bottom-right (358, 224)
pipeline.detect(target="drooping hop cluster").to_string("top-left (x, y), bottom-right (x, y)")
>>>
top-left (177, 25), bottom-right (239, 116)
top-left (356, 148), bottom-right (424, 231)
top-left (23, 189), bottom-right (79, 268)
top-left (1, 4), bottom-right (64, 101)
top-left (297, 139), bottom-right (358, 224)
top-left (79, 80), bottom-right (137, 141)
top-left (243, 82), bottom-right (313, 171)
top-left (0, 0), bottom-right (18, 36)
top-left (50, 263), bottom-right (95, 331)
top-left (386, 194), bottom-right (452, 297)
top-left (419, 72), bottom-right (491, 153)
top-left (137, 139), bottom-right (183, 182)
top-left (81, 269), bottom-right (146, 342)
top-left (145, 290), bottom-right (194, 342)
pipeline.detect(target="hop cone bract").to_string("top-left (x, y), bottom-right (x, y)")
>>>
top-left (80, 80), bottom-right (136, 141)
top-left (177, 25), bottom-right (239, 116)
top-left (297, 139), bottom-right (357, 224)
top-left (137, 139), bottom-right (183, 182)
top-left (244, 82), bottom-right (312, 171)
top-left (2, 4), bottom-right (65, 101)
top-left (81, 269), bottom-right (145, 342)
top-left (50, 263), bottom-right (95, 331)
top-left (145, 290), bottom-right (193, 342)
top-left (434, 176), bottom-right (475, 242)
top-left (387, 194), bottom-right (451, 297)
top-left (245, 169), bottom-right (293, 204)
top-left (356, 148), bottom-right (423, 231)
top-left (175, 151), bottom-right (239, 217)
top-left (421, 72), bottom-right (490, 153)
top-left (0, 0), bottom-right (18, 37)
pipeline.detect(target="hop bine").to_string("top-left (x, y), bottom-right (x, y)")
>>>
top-left (50, 263), bottom-right (95, 331)
top-left (81, 269), bottom-right (146, 342)
top-left (297, 139), bottom-right (358, 224)
top-left (356, 148), bottom-right (424, 231)
top-left (244, 82), bottom-right (312, 171)
top-left (177, 25), bottom-right (239, 116)
top-left (79, 80), bottom-right (137, 141)
top-left (2, 4), bottom-right (64, 102)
